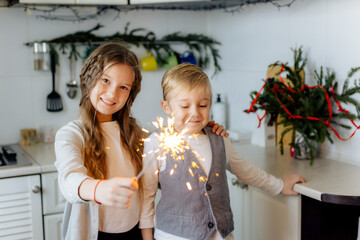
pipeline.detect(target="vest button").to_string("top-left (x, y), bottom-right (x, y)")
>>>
top-left (206, 184), bottom-right (212, 191)
top-left (208, 222), bottom-right (214, 228)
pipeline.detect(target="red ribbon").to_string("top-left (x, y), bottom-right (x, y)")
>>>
top-left (245, 63), bottom-right (360, 141)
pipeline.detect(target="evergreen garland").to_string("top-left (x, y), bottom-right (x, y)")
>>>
top-left (247, 47), bottom-right (360, 164)
top-left (27, 23), bottom-right (221, 75)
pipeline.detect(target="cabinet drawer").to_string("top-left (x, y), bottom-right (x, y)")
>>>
top-left (44, 213), bottom-right (63, 240)
top-left (0, 175), bottom-right (43, 240)
top-left (41, 172), bottom-right (66, 215)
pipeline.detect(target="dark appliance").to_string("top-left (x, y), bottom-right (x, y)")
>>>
top-left (0, 145), bottom-right (33, 168)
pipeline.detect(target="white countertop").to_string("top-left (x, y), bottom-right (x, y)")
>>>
top-left (0, 162), bottom-right (40, 178)
top-left (232, 143), bottom-right (360, 205)
top-left (4, 141), bottom-right (360, 205)
top-left (0, 145), bottom-right (41, 178)
top-left (20, 142), bottom-right (56, 173)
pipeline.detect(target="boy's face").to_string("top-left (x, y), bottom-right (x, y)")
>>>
top-left (161, 85), bottom-right (211, 135)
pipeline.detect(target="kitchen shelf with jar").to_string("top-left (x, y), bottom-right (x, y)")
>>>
top-left (25, 22), bottom-right (222, 75)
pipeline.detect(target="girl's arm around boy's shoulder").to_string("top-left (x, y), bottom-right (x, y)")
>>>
top-left (208, 121), bottom-right (229, 137)
top-left (54, 120), bottom-right (89, 203)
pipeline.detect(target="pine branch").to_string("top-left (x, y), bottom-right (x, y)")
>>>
top-left (29, 23), bottom-right (222, 75)
top-left (246, 46), bottom-right (360, 162)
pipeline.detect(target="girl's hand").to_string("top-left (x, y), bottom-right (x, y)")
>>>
top-left (95, 177), bottom-right (138, 208)
top-left (208, 121), bottom-right (229, 137)
top-left (280, 174), bottom-right (306, 196)
top-left (141, 228), bottom-right (154, 240)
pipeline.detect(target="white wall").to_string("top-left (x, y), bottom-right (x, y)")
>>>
top-left (0, 7), bottom-right (207, 143)
top-left (208, 0), bottom-right (360, 165)
top-left (1, 0), bottom-right (360, 165)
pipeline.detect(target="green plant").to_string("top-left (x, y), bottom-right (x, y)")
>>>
top-left (27, 23), bottom-right (221, 75)
top-left (246, 47), bottom-right (360, 164)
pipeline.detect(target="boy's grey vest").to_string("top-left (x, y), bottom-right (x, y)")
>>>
top-left (156, 126), bottom-right (234, 240)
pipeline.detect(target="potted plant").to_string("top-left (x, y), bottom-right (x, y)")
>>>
top-left (246, 47), bottom-right (360, 164)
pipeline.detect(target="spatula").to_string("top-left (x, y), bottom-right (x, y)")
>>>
top-left (47, 52), bottom-right (63, 112)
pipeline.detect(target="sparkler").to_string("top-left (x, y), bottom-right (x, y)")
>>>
top-left (136, 116), bottom-right (190, 179)
top-left (136, 116), bottom-right (211, 192)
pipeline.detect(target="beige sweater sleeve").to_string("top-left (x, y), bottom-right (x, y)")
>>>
top-left (139, 133), bottom-right (160, 229)
top-left (225, 138), bottom-right (283, 196)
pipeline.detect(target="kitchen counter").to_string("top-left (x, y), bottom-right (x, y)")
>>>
top-left (0, 145), bottom-right (41, 178)
top-left (12, 141), bottom-right (360, 205)
top-left (232, 143), bottom-right (360, 205)
top-left (0, 160), bottom-right (40, 178)
top-left (20, 142), bottom-right (56, 173)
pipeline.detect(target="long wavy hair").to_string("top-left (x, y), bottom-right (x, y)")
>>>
top-left (79, 42), bottom-right (144, 184)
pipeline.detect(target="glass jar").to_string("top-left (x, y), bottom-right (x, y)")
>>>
top-left (33, 42), bottom-right (50, 71)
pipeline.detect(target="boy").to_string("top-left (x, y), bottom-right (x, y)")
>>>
top-left (140, 63), bottom-right (306, 240)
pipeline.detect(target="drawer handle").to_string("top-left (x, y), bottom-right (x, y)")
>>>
top-left (32, 185), bottom-right (41, 193)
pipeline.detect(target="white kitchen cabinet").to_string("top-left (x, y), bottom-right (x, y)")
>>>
top-left (18, 0), bottom-right (128, 4)
top-left (227, 172), bottom-right (247, 240)
top-left (41, 172), bottom-right (66, 240)
top-left (130, 0), bottom-right (209, 4)
top-left (41, 172), bottom-right (66, 215)
top-left (76, 0), bottom-right (127, 4)
top-left (44, 213), bottom-right (63, 240)
top-left (227, 174), bottom-right (301, 240)
top-left (247, 187), bottom-right (301, 240)
top-left (18, 0), bottom-right (75, 3)
top-left (0, 175), bottom-right (43, 240)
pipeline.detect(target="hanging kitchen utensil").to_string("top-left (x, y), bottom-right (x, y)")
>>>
top-left (181, 50), bottom-right (197, 65)
top-left (47, 53), bottom-right (63, 112)
top-left (163, 52), bottom-right (178, 70)
top-left (141, 51), bottom-right (158, 71)
top-left (66, 56), bottom-right (78, 99)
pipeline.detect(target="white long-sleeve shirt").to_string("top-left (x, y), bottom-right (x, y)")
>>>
top-left (140, 132), bottom-right (284, 240)
top-left (55, 120), bottom-right (140, 235)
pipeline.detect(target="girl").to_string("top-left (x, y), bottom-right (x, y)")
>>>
top-left (55, 43), bottom-right (226, 240)
top-left (55, 42), bottom-right (148, 240)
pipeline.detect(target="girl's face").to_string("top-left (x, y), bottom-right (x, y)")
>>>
top-left (161, 85), bottom-right (211, 135)
top-left (90, 63), bottom-right (134, 122)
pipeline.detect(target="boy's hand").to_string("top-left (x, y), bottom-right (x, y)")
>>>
top-left (208, 121), bottom-right (229, 137)
top-left (280, 174), bottom-right (306, 196)
top-left (95, 177), bottom-right (138, 208)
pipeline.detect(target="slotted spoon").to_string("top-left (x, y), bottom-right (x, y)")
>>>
top-left (47, 53), bottom-right (63, 112)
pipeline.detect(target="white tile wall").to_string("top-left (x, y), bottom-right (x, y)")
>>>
top-left (208, 0), bottom-right (360, 165)
top-left (0, 7), bottom-right (207, 144)
top-left (1, 0), bottom-right (360, 164)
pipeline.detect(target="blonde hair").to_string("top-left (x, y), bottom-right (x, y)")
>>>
top-left (161, 63), bottom-right (212, 103)
top-left (79, 42), bottom-right (144, 183)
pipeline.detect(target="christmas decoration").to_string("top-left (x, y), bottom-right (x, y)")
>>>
top-left (26, 23), bottom-right (221, 75)
top-left (246, 47), bottom-right (360, 164)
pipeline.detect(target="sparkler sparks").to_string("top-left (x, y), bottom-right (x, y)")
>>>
top-left (136, 117), bottom-right (205, 192)
top-left (186, 182), bottom-right (192, 191)
top-left (137, 116), bottom-right (190, 179)
top-left (192, 162), bottom-right (199, 169)
top-left (156, 117), bottom-right (188, 161)
top-left (188, 168), bottom-right (194, 177)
